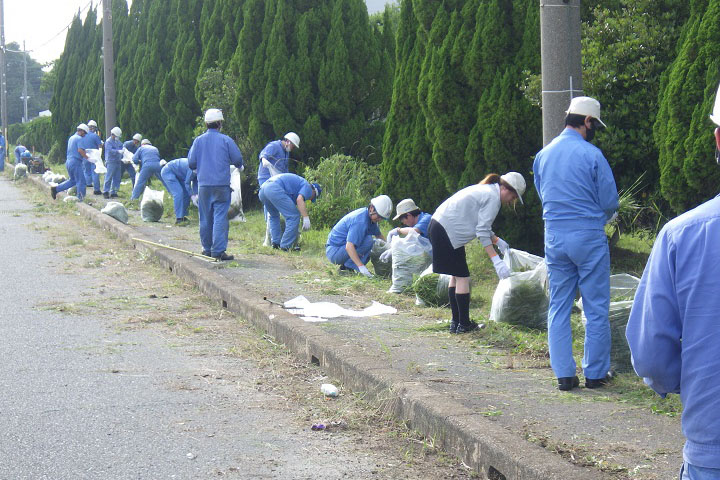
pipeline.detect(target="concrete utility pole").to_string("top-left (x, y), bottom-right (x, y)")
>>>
top-left (21, 41), bottom-right (28, 123)
top-left (0, 0), bottom-right (7, 168)
top-left (102, 0), bottom-right (116, 134)
top-left (539, 0), bottom-right (583, 146)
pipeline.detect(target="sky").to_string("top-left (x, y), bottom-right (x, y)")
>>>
top-left (4, 0), bottom-right (396, 66)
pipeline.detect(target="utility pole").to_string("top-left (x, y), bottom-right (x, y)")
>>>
top-left (21, 40), bottom-right (28, 123)
top-left (0, 0), bottom-right (7, 169)
top-left (102, 0), bottom-right (116, 134)
top-left (539, 0), bottom-right (583, 146)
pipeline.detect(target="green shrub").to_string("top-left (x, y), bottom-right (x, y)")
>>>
top-left (16, 116), bottom-right (54, 154)
top-left (303, 154), bottom-right (380, 228)
top-left (47, 141), bottom-right (65, 165)
top-left (7, 123), bottom-right (27, 144)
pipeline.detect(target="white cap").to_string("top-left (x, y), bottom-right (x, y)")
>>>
top-left (204, 108), bottom-right (224, 123)
top-left (500, 172), bottom-right (526, 205)
top-left (77, 123), bottom-right (89, 133)
top-left (132, 133), bottom-right (142, 142)
top-left (110, 127), bottom-right (122, 137)
top-left (141, 139), bottom-right (151, 145)
top-left (566, 96), bottom-right (606, 128)
top-left (370, 195), bottom-right (393, 219)
top-left (393, 198), bottom-right (419, 220)
top-left (88, 120), bottom-right (97, 127)
top-left (284, 132), bottom-right (300, 148)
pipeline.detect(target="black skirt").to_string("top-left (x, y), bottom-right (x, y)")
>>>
top-left (428, 219), bottom-right (469, 277)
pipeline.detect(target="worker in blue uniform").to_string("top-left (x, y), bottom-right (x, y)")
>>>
top-left (161, 158), bottom-right (197, 224)
top-left (188, 108), bottom-right (244, 261)
top-left (20, 150), bottom-right (32, 163)
top-left (130, 139), bottom-right (167, 200)
top-left (533, 96), bottom-right (618, 392)
top-left (626, 85), bottom-right (720, 480)
top-left (258, 173), bottom-right (321, 251)
top-left (121, 133), bottom-right (142, 188)
top-left (387, 198), bottom-right (433, 241)
top-left (0, 133), bottom-right (5, 170)
top-left (51, 124), bottom-right (89, 201)
top-left (102, 127), bottom-right (124, 198)
top-left (82, 120), bottom-right (104, 195)
top-left (14, 144), bottom-right (27, 164)
top-left (326, 195), bottom-right (392, 277)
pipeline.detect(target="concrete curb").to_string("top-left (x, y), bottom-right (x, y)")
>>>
top-left (24, 172), bottom-right (607, 479)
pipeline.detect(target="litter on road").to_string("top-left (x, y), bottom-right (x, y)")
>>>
top-left (283, 295), bottom-right (396, 322)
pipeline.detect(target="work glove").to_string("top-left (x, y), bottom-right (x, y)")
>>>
top-left (606, 212), bottom-right (618, 224)
top-left (191, 195), bottom-right (199, 207)
top-left (159, 159), bottom-right (167, 167)
top-left (302, 216), bottom-right (311, 231)
top-left (387, 228), bottom-right (399, 243)
top-left (379, 249), bottom-right (392, 263)
top-left (491, 255), bottom-right (510, 280)
top-left (495, 237), bottom-right (509, 255)
top-left (239, 164), bottom-right (245, 172)
top-left (358, 265), bottom-right (374, 278)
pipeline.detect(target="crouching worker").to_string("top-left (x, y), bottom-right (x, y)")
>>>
top-left (258, 173), bottom-right (321, 251)
top-left (161, 158), bottom-right (197, 224)
top-left (387, 198), bottom-right (432, 241)
top-left (326, 195), bottom-right (392, 278)
top-left (130, 139), bottom-right (167, 199)
top-left (428, 172), bottom-right (525, 334)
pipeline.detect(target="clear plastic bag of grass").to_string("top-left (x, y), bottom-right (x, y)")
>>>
top-left (101, 201), bottom-right (129, 224)
top-left (370, 239), bottom-right (391, 277)
top-left (413, 265), bottom-right (451, 307)
top-left (490, 258), bottom-right (548, 331)
top-left (388, 230), bottom-right (432, 293)
top-left (140, 187), bottom-right (164, 222)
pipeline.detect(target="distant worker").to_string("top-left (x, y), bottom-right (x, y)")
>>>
top-left (258, 132), bottom-right (300, 245)
top-left (533, 96), bottom-right (619, 391)
top-left (82, 119), bottom-right (104, 195)
top-left (130, 139), bottom-right (167, 199)
top-left (161, 158), bottom-right (198, 224)
top-left (188, 108), bottom-right (244, 261)
top-left (121, 133), bottom-right (142, 188)
top-left (50, 124), bottom-right (88, 201)
top-left (14, 144), bottom-right (27, 164)
top-left (0, 132), bottom-right (5, 170)
top-left (20, 150), bottom-right (32, 165)
top-left (626, 85), bottom-right (720, 480)
top-left (326, 195), bottom-right (392, 278)
top-left (102, 127), bottom-right (124, 198)
top-left (387, 198), bottom-right (432, 242)
top-left (258, 173), bottom-right (321, 251)
top-left (429, 172), bottom-right (525, 334)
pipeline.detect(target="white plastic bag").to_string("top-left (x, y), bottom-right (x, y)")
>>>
top-left (228, 165), bottom-right (245, 222)
top-left (121, 148), bottom-right (134, 164)
top-left (503, 248), bottom-right (543, 273)
top-left (140, 187), bottom-right (165, 222)
top-left (490, 252), bottom-right (548, 330)
top-left (13, 163), bottom-right (27, 180)
top-left (101, 201), bottom-right (129, 224)
top-left (86, 149), bottom-right (102, 164)
top-left (388, 230), bottom-right (432, 293)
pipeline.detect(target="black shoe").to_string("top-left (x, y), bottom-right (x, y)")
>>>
top-left (110, 193), bottom-right (119, 198)
top-left (175, 217), bottom-right (187, 224)
top-left (93, 190), bottom-right (102, 195)
top-left (585, 376), bottom-right (609, 389)
top-left (213, 252), bottom-right (234, 261)
top-left (339, 264), bottom-right (350, 271)
top-left (456, 320), bottom-right (480, 334)
top-left (102, 192), bottom-right (110, 199)
top-left (201, 250), bottom-right (211, 257)
top-left (271, 243), bottom-right (280, 249)
top-left (281, 245), bottom-right (301, 252)
top-left (449, 321), bottom-right (458, 334)
top-left (557, 376), bottom-right (580, 391)
top-left (50, 186), bottom-right (57, 200)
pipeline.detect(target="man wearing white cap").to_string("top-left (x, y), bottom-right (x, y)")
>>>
top-left (51, 124), bottom-right (89, 201)
top-left (533, 96), bottom-right (619, 392)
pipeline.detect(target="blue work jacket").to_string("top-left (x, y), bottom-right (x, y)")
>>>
top-left (326, 207), bottom-right (380, 248)
top-left (66, 134), bottom-right (84, 161)
top-left (257, 140), bottom-right (289, 184)
top-left (165, 158), bottom-right (197, 196)
top-left (82, 131), bottom-right (103, 150)
top-left (269, 173), bottom-right (314, 203)
top-left (105, 137), bottom-right (124, 163)
top-left (133, 145), bottom-right (162, 165)
top-left (123, 140), bottom-right (139, 154)
top-left (188, 128), bottom-right (243, 187)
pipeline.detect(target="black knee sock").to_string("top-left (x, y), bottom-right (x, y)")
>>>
top-left (448, 287), bottom-right (459, 323)
top-left (455, 293), bottom-right (470, 326)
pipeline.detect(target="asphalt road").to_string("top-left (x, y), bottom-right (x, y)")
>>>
top-left (0, 176), bottom-right (472, 479)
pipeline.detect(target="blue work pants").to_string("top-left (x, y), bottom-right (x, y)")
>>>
top-left (121, 162), bottom-right (136, 187)
top-left (83, 159), bottom-right (101, 192)
top-left (162, 169), bottom-right (190, 220)
top-left (680, 462), bottom-right (720, 479)
top-left (131, 163), bottom-right (166, 200)
top-left (103, 161), bottom-right (122, 195)
top-left (325, 236), bottom-right (374, 271)
top-left (198, 185), bottom-right (231, 256)
top-left (545, 228), bottom-right (610, 380)
top-left (56, 157), bottom-right (86, 200)
top-left (258, 181), bottom-right (300, 249)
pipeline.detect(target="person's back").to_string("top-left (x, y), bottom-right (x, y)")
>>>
top-left (66, 135), bottom-right (82, 161)
top-left (189, 129), bottom-right (242, 186)
top-left (134, 145), bottom-right (161, 164)
top-left (123, 139), bottom-right (139, 154)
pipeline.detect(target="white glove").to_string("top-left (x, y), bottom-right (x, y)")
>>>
top-left (239, 164), bottom-right (245, 172)
top-left (491, 255), bottom-right (510, 280)
top-left (495, 237), bottom-right (509, 255)
top-left (261, 158), bottom-right (272, 169)
top-left (302, 216), bottom-right (311, 231)
top-left (607, 212), bottom-right (618, 224)
top-left (379, 249), bottom-right (392, 263)
top-left (358, 265), bottom-right (374, 278)
top-left (191, 195), bottom-right (199, 207)
top-left (387, 228), bottom-right (399, 242)
top-left (159, 159), bottom-right (167, 167)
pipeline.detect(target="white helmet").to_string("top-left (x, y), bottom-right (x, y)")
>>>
top-left (77, 123), bottom-right (89, 133)
top-left (204, 108), bottom-right (224, 123)
top-left (110, 127), bottom-right (122, 137)
top-left (132, 133), bottom-right (142, 142)
top-left (88, 119), bottom-right (98, 127)
top-left (284, 132), bottom-right (300, 148)
top-left (141, 139), bottom-right (151, 145)
top-left (370, 195), bottom-right (393, 219)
